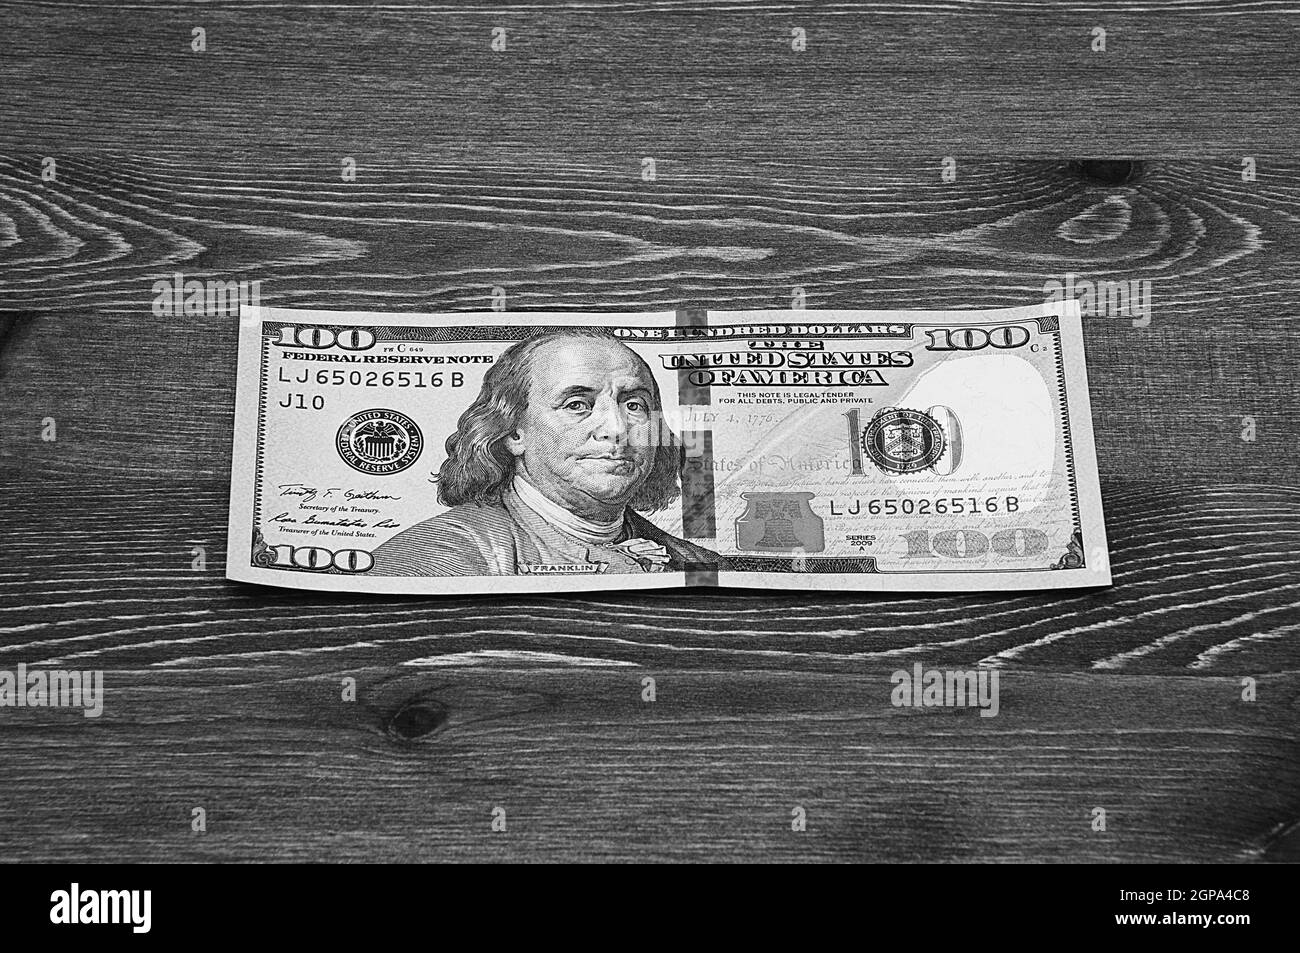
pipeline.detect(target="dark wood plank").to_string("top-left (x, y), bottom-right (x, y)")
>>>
top-left (0, 667), bottom-right (1294, 862)
top-left (2, 2), bottom-right (1298, 157)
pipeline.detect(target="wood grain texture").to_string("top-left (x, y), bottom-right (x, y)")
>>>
top-left (0, 481), bottom-right (1296, 677)
top-left (0, 0), bottom-right (1297, 862)
top-left (2, 1), bottom-right (1299, 157)
top-left (0, 668), bottom-right (1295, 862)
top-left (1, 156), bottom-right (1297, 482)
top-left (0, 477), bottom-right (1294, 860)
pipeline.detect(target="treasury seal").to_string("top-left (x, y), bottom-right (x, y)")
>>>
top-left (862, 408), bottom-right (945, 474)
top-left (336, 409), bottom-right (423, 475)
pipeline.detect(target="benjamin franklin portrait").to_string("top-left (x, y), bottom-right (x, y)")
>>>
top-left (370, 330), bottom-right (726, 576)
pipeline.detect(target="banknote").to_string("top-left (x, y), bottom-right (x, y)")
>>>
top-left (226, 301), bottom-right (1110, 594)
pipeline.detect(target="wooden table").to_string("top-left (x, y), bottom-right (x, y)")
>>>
top-left (1, 0), bottom-right (1296, 862)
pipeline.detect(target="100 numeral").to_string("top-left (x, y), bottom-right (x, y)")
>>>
top-left (900, 528), bottom-right (1048, 559)
top-left (265, 544), bottom-right (374, 573)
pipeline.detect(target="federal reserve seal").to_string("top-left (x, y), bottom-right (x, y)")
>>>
top-left (862, 408), bottom-right (945, 474)
top-left (336, 409), bottom-right (423, 475)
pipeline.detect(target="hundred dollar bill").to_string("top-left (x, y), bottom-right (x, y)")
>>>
top-left (227, 301), bottom-right (1110, 594)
